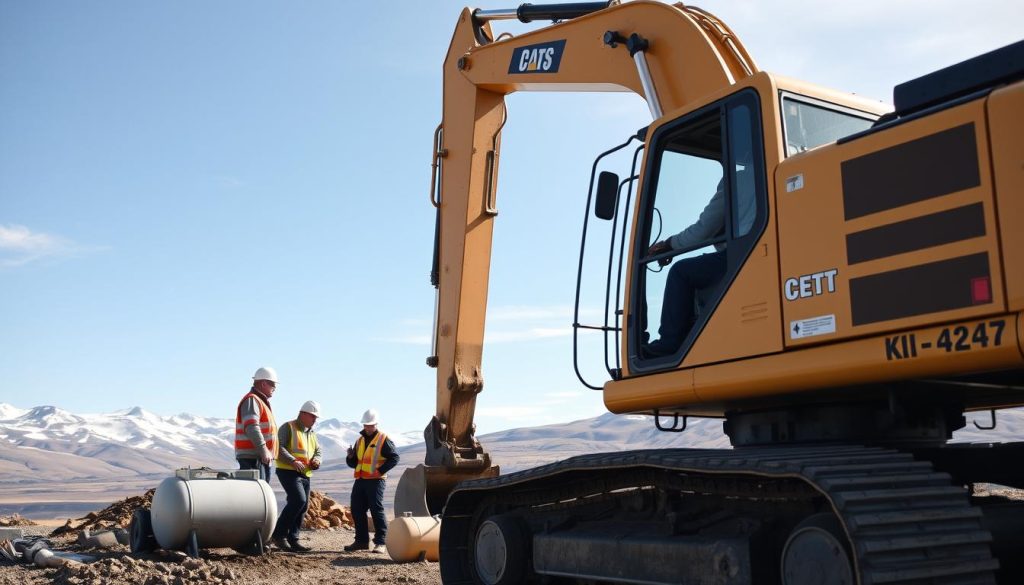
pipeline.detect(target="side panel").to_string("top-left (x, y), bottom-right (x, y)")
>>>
top-left (988, 81), bottom-right (1024, 312)
top-left (777, 100), bottom-right (1005, 346)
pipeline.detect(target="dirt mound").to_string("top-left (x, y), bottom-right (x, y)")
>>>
top-left (302, 491), bottom-right (356, 530)
top-left (49, 489), bottom-right (155, 537)
top-left (0, 513), bottom-right (37, 527)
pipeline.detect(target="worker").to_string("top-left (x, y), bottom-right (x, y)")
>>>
top-left (271, 400), bottom-right (322, 553)
top-left (344, 408), bottom-right (399, 554)
top-left (234, 366), bottom-right (279, 482)
top-left (645, 153), bottom-right (756, 357)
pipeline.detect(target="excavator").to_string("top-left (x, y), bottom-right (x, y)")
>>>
top-left (393, 1), bottom-right (1024, 583)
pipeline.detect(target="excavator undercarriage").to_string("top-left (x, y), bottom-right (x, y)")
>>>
top-left (441, 443), bottom-right (1024, 584)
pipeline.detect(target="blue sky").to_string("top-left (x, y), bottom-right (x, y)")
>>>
top-left (2, 0), bottom-right (1021, 435)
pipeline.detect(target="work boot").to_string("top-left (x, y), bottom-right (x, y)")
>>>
top-left (272, 538), bottom-right (291, 552)
top-left (344, 541), bottom-right (369, 552)
top-left (371, 543), bottom-right (387, 554)
top-left (288, 539), bottom-right (312, 553)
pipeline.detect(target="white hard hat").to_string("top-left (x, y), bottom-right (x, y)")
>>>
top-left (360, 409), bottom-right (379, 426)
top-left (252, 366), bottom-right (278, 383)
top-left (300, 400), bottom-right (321, 417)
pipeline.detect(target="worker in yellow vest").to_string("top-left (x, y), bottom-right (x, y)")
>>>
top-left (271, 400), bottom-right (322, 553)
top-left (344, 408), bottom-right (399, 553)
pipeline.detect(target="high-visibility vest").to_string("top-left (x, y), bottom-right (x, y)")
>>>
top-left (354, 432), bottom-right (389, 479)
top-left (275, 420), bottom-right (318, 477)
top-left (234, 391), bottom-right (278, 458)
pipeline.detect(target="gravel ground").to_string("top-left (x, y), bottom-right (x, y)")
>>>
top-left (0, 527), bottom-right (440, 585)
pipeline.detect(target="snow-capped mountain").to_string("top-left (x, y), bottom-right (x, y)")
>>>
top-left (0, 403), bottom-right (421, 483)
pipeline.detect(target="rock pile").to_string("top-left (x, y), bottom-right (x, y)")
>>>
top-left (50, 489), bottom-right (155, 537)
top-left (51, 555), bottom-right (238, 585)
top-left (0, 513), bottom-right (36, 527)
top-left (302, 491), bottom-right (356, 530)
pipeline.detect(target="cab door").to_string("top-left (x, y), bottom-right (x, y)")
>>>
top-left (628, 89), bottom-right (769, 373)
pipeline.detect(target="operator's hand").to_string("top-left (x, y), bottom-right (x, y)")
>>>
top-left (259, 446), bottom-right (273, 465)
top-left (347, 446), bottom-right (355, 458)
top-left (648, 240), bottom-right (672, 266)
top-left (292, 460), bottom-right (308, 473)
top-left (309, 459), bottom-right (321, 471)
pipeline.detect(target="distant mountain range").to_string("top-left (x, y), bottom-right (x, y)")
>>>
top-left (0, 403), bottom-right (420, 484)
top-left (0, 402), bottom-right (1020, 485)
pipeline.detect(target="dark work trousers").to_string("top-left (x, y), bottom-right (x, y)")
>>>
top-left (274, 468), bottom-right (311, 542)
top-left (655, 251), bottom-right (727, 351)
top-left (238, 458), bottom-right (272, 483)
top-left (351, 478), bottom-right (387, 545)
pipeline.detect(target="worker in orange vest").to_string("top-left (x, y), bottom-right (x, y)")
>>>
top-left (234, 366), bottom-right (279, 482)
top-left (344, 408), bottom-right (399, 554)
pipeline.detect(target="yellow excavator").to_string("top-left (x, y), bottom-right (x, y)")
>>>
top-left (394, 1), bottom-right (1024, 583)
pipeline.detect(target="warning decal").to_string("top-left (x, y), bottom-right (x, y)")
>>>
top-left (790, 314), bottom-right (836, 339)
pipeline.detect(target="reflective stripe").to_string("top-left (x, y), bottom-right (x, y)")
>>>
top-left (354, 432), bottom-right (388, 479)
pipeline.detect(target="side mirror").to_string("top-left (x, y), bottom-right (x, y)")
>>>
top-left (594, 171), bottom-right (619, 220)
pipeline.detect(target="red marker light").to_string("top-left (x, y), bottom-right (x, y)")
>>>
top-left (971, 276), bottom-right (991, 304)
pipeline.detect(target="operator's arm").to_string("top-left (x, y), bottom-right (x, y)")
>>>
top-left (378, 437), bottom-right (400, 475)
top-left (667, 179), bottom-right (726, 251)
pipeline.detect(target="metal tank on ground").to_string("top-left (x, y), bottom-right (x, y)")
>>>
top-left (130, 468), bottom-right (277, 557)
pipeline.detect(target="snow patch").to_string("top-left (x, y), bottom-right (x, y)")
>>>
top-left (0, 403), bottom-right (28, 420)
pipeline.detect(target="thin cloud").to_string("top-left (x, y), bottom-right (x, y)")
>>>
top-left (476, 405), bottom-right (546, 420)
top-left (488, 305), bottom-right (573, 321)
top-left (539, 391), bottom-right (586, 405)
top-left (384, 305), bottom-right (602, 345)
top-left (0, 224), bottom-right (99, 268)
top-left (212, 175), bottom-right (245, 188)
top-left (488, 305), bottom-right (601, 321)
top-left (376, 333), bottom-right (432, 345)
top-left (485, 327), bottom-right (570, 344)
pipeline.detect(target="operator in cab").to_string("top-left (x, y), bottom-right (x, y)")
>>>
top-left (645, 154), bottom-right (755, 357)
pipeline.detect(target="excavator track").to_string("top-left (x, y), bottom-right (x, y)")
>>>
top-left (440, 445), bottom-right (1001, 584)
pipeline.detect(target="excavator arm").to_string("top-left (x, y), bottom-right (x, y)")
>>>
top-left (395, 0), bottom-right (757, 517)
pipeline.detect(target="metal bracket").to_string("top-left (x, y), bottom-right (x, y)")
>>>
top-left (654, 410), bottom-right (688, 433)
top-left (973, 409), bottom-right (997, 430)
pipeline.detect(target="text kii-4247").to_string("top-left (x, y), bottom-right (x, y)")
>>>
top-left (885, 320), bottom-right (1007, 361)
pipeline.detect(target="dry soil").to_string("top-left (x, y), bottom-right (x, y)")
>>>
top-left (0, 526), bottom-right (440, 585)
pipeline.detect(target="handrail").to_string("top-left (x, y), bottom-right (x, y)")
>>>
top-left (574, 132), bottom-right (641, 390)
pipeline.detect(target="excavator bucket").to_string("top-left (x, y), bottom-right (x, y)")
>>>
top-left (394, 464), bottom-right (499, 517)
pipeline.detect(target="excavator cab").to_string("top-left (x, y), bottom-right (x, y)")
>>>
top-left (629, 89), bottom-right (767, 367)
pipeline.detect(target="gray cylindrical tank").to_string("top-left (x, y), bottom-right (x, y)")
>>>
top-left (151, 468), bottom-right (277, 551)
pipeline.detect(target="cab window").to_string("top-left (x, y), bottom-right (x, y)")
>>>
top-left (783, 95), bottom-right (875, 156)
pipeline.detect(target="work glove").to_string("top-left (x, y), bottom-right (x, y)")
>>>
top-left (310, 459), bottom-right (321, 470)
